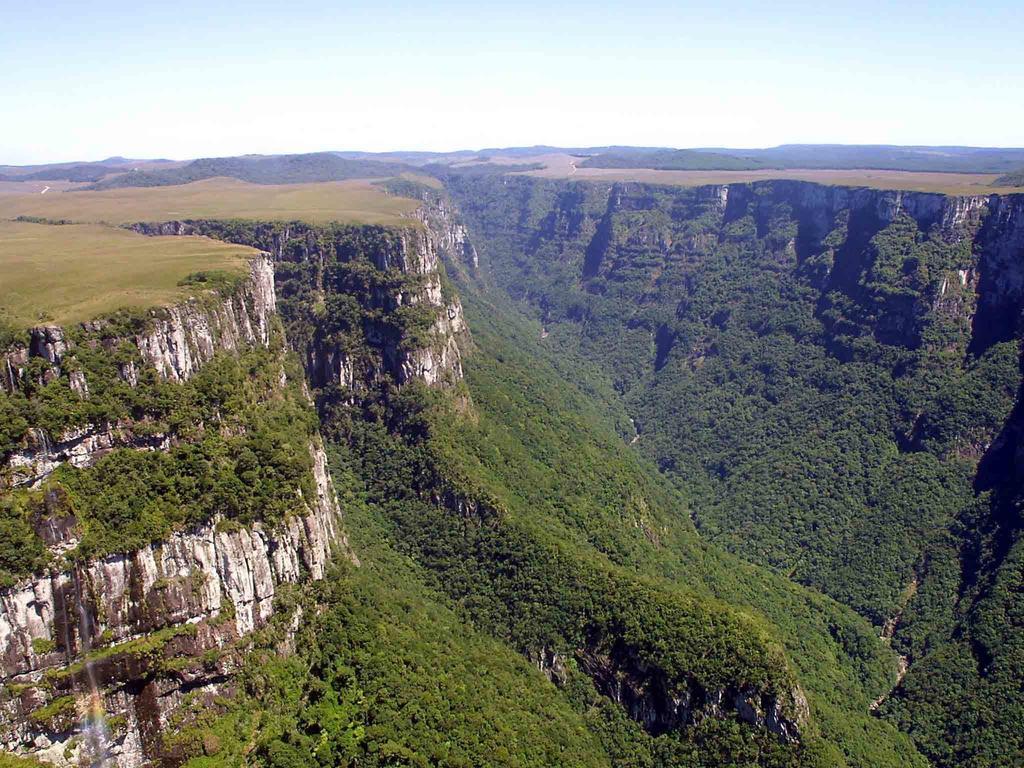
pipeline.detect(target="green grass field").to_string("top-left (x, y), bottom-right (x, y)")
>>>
top-left (0, 220), bottom-right (260, 327)
top-left (0, 176), bottom-right (420, 226)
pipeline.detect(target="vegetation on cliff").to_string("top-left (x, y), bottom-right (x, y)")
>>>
top-left (5, 178), bottom-right (1021, 767)
top-left (209, 263), bottom-right (921, 765)
top-left (443, 174), bottom-right (1024, 766)
top-left (0, 340), bottom-right (319, 578)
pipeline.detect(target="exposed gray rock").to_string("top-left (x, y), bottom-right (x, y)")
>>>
top-left (416, 195), bottom-right (480, 270)
top-left (0, 441), bottom-right (348, 766)
top-left (4, 424), bottom-right (171, 489)
top-left (28, 327), bottom-right (67, 366)
top-left (135, 256), bottom-right (275, 383)
top-left (129, 217), bottom-right (468, 394)
top-left (576, 648), bottom-right (807, 743)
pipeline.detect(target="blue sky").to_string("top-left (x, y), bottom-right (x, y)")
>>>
top-left (2, 0), bottom-right (1022, 164)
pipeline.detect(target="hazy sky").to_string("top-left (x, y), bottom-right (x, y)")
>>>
top-left (2, 0), bottom-right (1022, 164)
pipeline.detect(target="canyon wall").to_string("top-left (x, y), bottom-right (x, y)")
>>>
top-left (129, 218), bottom-right (469, 396)
top-left (445, 174), bottom-right (1024, 766)
top-left (0, 212), bottom-right (473, 766)
top-left (0, 442), bottom-right (343, 767)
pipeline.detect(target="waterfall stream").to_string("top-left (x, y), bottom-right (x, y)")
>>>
top-left (69, 569), bottom-right (110, 767)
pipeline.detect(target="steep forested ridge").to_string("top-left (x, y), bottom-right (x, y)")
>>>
top-left (443, 174), bottom-right (1024, 767)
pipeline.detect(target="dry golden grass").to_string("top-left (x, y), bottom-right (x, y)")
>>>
top-left (0, 180), bottom-right (86, 196)
top-left (0, 220), bottom-right (259, 327)
top-left (0, 176), bottom-right (420, 226)
top-left (519, 154), bottom-right (1022, 195)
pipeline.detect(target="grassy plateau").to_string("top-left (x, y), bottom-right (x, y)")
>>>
top-left (517, 154), bottom-right (1022, 195)
top-left (0, 220), bottom-right (258, 327)
top-left (0, 176), bottom-right (420, 226)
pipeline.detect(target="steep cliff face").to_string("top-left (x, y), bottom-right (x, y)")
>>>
top-left (0, 209), bottom-right (478, 767)
top-left (967, 195), bottom-right (1024, 355)
top-left (135, 257), bottom-right (276, 383)
top-left (2, 257), bottom-right (276, 399)
top-left (129, 219), bottom-right (468, 397)
top-left (0, 441), bottom-right (343, 767)
top-left (0, 249), bottom-right (358, 767)
top-left (577, 647), bottom-right (808, 741)
top-left (413, 191), bottom-right (480, 272)
top-left (2, 258), bottom-right (277, 490)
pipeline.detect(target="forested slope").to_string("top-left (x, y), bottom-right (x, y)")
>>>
top-left (443, 174), bottom-right (1024, 767)
top-left (154, 211), bottom-right (926, 767)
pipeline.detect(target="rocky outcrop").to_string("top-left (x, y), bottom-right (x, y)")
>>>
top-left (1, 256), bottom-right (275, 395)
top-left (2, 258), bottom-right (278, 490)
top-left (398, 299), bottom-right (467, 386)
top-left (0, 441), bottom-right (347, 767)
top-left (135, 256), bottom-right (275, 383)
top-left (0, 246), bottom-right (357, 766)
top-left (415, 194), bottom-right (480, 271)
top-left (28, 328), bottom-right (68, 367)
top-left (578, 648), bottom-right (807, 742)
top-left (968, 195), bottom-right (1024, 355)
top-left (5, 425), bottom-right (171, 489)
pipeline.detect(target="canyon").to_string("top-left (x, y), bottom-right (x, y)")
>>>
top-left (0, 173), bottom-right (1022, 767)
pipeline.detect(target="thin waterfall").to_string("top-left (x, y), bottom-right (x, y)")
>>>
top-left (70, 568), bottom-right (110, 768)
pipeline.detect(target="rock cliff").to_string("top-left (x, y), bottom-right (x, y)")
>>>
top-left (135, 256), bottom-right (275, 383)
top-left (0, 249), bottom-right (354, 767)
top-left (0, 209), bottom-right (476, 766)
top-left (577, 647), bottom-right (808, 741)
top-left (2, 257), bottom-right (277, 490)
top-left (129, 219), bottom-right (469, 397)
top-left (2, 256), bottom-right (276, 398)
top-left (0, 441), bottom-right (344, 767)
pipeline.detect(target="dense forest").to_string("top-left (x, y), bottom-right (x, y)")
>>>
top-left (167, 277), bottom-right (924, 767)
top-left (443, 174), bottom-right (1024, 767)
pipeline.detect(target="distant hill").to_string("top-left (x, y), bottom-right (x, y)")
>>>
top-left (580, 144), bottom-right (1024, 173)
top-left (0, 164), bottom-right (124, 183)
top-left (9, 146), bottom-right (1024, 187)
top-left (580, 148), bottom-right (765, 171)
top-left (0, 157), bottom-right (180, 183)
top-left (334, 145), bottom-right (607, 166)
top-left (87, 152), bottom-right (416, 189)
top-left (733, 144), bottom-right (1024, 172)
